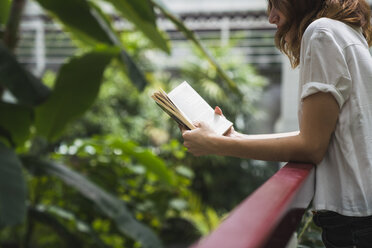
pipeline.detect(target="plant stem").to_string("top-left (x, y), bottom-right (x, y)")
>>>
top-left (23, 209), bottom-right (35, 248)
top-left (3, 0), bottom-right (26, 52)
top-left (23, 177), bottom-right (43, 248)
top-left (297, 211), bottom-right (314, 243)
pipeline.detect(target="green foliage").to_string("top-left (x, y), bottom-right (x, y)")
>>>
top-left (297, 210), bottom-right (324, 248)
top-left (0, 0), bottom-right (271, 247)
top-left (0, 142), bottom-right (27, 228)
top-left (107, 138), bottom-right (176, 186)
top-left (0, 102), bottom-right (32, 146)
top-left (36, 0), bottom-right (150, 90)
top-left (36, 0), bottom-right (113, 45)
top-left (103, 0), bottom-right (170, 53)
top-left (22, 155), bottom-right (163, 248)
top-left (35, 50), bottom-right (116, 141)
top-left (0, 0), bottom-right (11, 25)
top-left (20, 133), bottom-right (205, 247)
top-left (151, 0), bottom-right (242, 96)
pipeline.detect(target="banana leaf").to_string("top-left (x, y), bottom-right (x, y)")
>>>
top-left (35, 49), bottom-right (115, 141)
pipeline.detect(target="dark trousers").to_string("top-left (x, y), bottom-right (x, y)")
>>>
top-left (313, 211), bottom-right (372, 248)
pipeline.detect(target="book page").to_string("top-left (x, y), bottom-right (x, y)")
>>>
top-left (167, 82), bottom-right (232, 135)
top-left (151, 92), bottom-right (195, 130)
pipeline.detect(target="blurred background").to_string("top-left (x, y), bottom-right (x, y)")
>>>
top-left (0, 0), bottom-right (371, 247)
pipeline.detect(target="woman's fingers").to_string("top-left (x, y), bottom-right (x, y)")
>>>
top-left (214, 106), bottom-right (223, 116)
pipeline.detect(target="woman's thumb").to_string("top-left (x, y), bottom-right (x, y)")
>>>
top-left (193, 121), bottom-right (201, 128)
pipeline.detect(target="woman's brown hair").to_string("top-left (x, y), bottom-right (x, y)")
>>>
top-left (268, 0), bottom-right (372, 68)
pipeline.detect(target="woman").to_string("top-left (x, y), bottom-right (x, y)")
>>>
top-left (181, 0), bottom-right (372, 247)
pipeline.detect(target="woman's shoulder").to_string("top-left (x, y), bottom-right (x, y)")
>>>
top-left (303, 18), bottom-right (364, 47)
top-left (308, 18), bottom-right (339, 29)
top-left (305, 18), bottom-right (346, 36)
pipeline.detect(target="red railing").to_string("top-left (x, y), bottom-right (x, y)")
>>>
top-left (191, 162), bottom-right (315, 248)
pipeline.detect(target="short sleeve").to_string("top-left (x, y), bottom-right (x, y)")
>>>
top-left (300, 30), bottom-right (352, 108)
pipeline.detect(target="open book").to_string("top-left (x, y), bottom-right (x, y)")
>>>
top-left (151, 81), bottom-right (233, 135)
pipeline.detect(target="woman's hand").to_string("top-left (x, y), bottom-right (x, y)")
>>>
top-left (181, 121), bottom-right (218, 156)
top-left (179, 106), bottom-right (240, 156)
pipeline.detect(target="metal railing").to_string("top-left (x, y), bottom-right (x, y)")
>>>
top-left (191, 162), bottom-right (315, 248)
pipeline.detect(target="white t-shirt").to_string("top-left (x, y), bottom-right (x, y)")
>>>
top-left (298, 18), bottom-right (372, 216)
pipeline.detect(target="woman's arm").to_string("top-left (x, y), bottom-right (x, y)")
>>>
top-left (182, 92), bottom-right (339, 164)
top-left (231, 131), bottom-right (300, 139)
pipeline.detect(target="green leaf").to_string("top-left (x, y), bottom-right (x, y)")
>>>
top-left (0, 0), bottom-right (11, 25)
top-left (35, 0), bottom-right (149, 90)
top-left (88, 4), bottom-right (149, 90)
top-left (0, 142), bottom-right (27, 228)
top-left (35, 0), bottom-right (113, 45)
top-left (35, 50), bottom-right (115, 141)
top-left (151, 0), bottom-right (242, 96)
top-left (0, 42), bottom-right (50, 106)
top-left (118, 49), bottom-right (148, 90)
top-left (104, 0), bottom-right (170, 53)
top-left (22, 156), bottom-right (163, 248)
top-left (0, 102), bottom-right (33, 146)
top-left (109, 138), bottom-right (175, 186)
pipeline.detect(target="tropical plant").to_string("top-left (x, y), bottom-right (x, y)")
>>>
top-left (35, 35), bottom-right (271, 246)
top-left (0, 0), bottom-right (242, 247)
